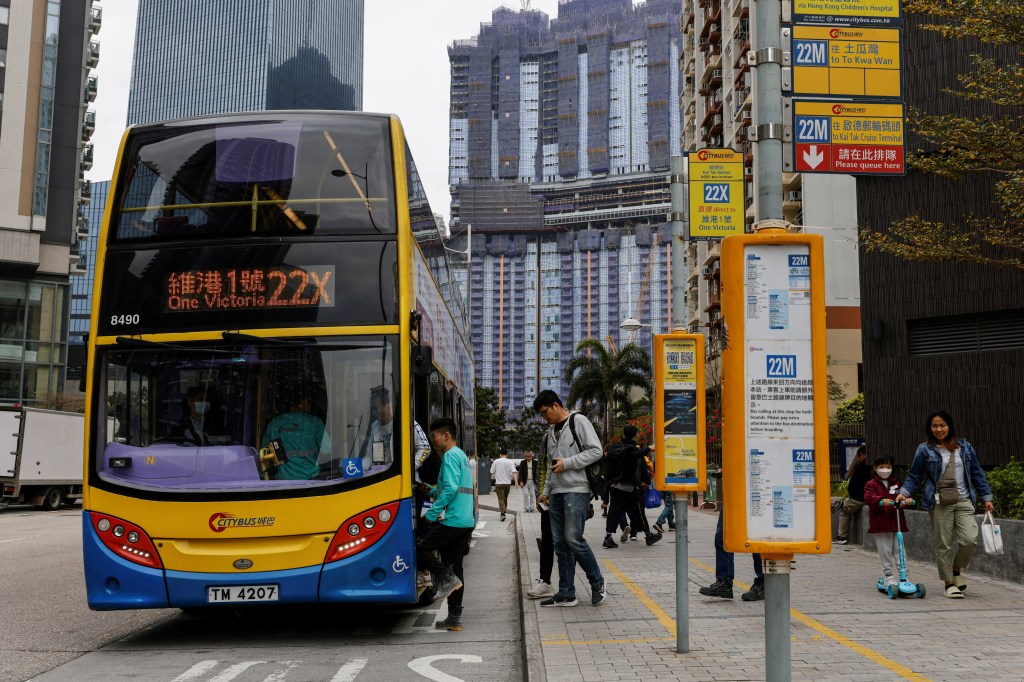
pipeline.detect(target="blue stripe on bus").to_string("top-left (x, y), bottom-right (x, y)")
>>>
top-left (318, 497), bottom-right (417, 603)
top-left (82, 513), bottom-right (170, 610)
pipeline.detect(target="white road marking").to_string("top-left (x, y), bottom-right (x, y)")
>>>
top-left (407, 654), bottom-right (482, 682)
top-left (0, 536), bottom-right (34, 543)
top-left (329, 657), bottom-right (368, 682)
top-left (170, 660), bottom-right (219, 682)
top-left (208, 661), bottom-right (265, 682)
top-left (259, 662), bottom-right (299, 682)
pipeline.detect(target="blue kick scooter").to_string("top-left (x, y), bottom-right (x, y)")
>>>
top-left (875, 498), bottom-right (926, 599)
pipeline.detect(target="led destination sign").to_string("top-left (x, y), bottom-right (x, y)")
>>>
top-left (164, 266), bottom-right (336, 312)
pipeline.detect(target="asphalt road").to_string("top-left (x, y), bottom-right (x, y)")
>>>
top-left (1, 505), bottom-right (522, 682)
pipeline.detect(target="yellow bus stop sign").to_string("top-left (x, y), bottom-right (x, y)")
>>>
top-left (791, 26), bottom-right (902, 99)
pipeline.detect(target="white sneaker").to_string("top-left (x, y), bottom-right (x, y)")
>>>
top-left (527, 580), bottom-right (556, 599)
top-left (620, 526), bottom-right (631, 543)
top-left (885, 575), bottom-right (898, 587)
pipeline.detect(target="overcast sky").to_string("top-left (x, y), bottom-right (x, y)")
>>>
top-left (86, 0), bottom-right (570, 222)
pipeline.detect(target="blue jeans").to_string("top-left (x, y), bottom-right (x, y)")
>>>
top-left (549, 491), bottom-right (603, 597)
top-left (656, 491), bottom-right (675, 526)
top-left (714, 511), bottom-right (763, 583)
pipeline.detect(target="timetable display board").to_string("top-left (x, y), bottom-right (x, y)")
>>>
top-left (720, 232), bottom-right (831, 556)
top-left (653, 334), bottom-right (705, 493)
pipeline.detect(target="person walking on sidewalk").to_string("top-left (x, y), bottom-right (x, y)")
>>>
top-left (836, 445), bottom-right (872, 544)
top-left (862, 453), bottom-right (908, 591)
top-left (490, 448), bottom-right (517, 521)
top-left (517, 450), bottom-right (539, 513)
top-left (699, 467), bottom-right (764, 601)
top-left (602, 425), bottom-right (662, 548)
top-left (534, 390), bottom-right (606, 607)
top-left (896, 411), bottom-right (994, 599)
top-left (526, 447), bottom-right (557, 600)
top-left (416, 417), bottom-right (475, 631)
top-left (653, 491), bottom-right (676, 534)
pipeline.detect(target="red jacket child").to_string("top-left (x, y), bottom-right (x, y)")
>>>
top-left (862, 474), bottom-right (907, 534)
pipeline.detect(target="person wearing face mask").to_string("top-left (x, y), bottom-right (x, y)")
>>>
top-left (862, 454), bottom-right (906, 592)
top-left (179, 386), bottom-right (211, 446)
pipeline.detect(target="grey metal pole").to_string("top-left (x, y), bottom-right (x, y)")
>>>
top-left (764, 560), bottom-right (792, 682)
top-left (670, 155), bottom-right (688, 332)
top-left (668, 155), bottom-right (690, 654)
top-left (675, 498), bottom-right (689, 653)
top-left (754, 0), bottom-right (784, 222)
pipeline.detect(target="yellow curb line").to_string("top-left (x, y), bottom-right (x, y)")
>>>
top-left (688, 557), bottom-right (931, 681)
top-left (603, 558), bottom-right (679, 636)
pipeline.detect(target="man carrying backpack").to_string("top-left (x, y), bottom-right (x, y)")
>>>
top-left (534, 390), bottom-right (606, 607)
top-left (602, 425), bottom-right (663, 548)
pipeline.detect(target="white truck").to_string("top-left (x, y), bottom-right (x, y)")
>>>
top-left (0, 407), bottom-right (85, 510)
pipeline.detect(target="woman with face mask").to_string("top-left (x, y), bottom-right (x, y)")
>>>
top-left (896, 411), bottom-right (995, 598)
top-left (862, 454), bottom-right (905, 593)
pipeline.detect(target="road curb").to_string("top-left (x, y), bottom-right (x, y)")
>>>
top-left (513, 510), bottom-right (546, 682)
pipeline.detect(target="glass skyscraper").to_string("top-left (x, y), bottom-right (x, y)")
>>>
top-left (126, 0), bottom-right (364, 126)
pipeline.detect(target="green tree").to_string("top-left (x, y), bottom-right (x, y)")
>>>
top-left (827, 355), bottom-right (848, 403)
top-left (859, 2), bottom-right (1024, 268)
top-left (506, 406), bottom-right (549, 454)
top-left (835, 393), bottom-right (865, 424)
top-left (562, 339), bottom-right (652, 441)
top-left (474, 385), bottom-right (505, 459)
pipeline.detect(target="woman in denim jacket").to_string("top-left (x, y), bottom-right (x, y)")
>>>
top-left (896, 411), bottom-right (994, 599)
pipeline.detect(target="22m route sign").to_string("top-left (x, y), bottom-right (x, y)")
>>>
top-left (793, 100), bottom-right (905, 175)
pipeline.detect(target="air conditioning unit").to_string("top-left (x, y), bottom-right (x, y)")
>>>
top-left (710, 23), bottom-right (720, 34)
top-left (712, 69), bottom-right (722, 79)
top-left (712, 114), bottom-right (722, 126)
top-left (698, 37), bottom-right (709, 46)
top-left (786, 191), bottom-right (802, 202)
top-left (701, 266), bottom-right (712, 276)
top-left (712, 260), bottom-right (720, 271)
top-left (744, 166), bottom-right (753, 176)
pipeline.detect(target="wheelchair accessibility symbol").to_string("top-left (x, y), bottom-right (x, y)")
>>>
top-left (392, 555), bottom-right (410, 573)
top-left (345, 462), bottom-right (360, 476)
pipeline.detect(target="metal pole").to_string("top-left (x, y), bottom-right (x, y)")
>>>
top-left (754, 0), bottom-right (784, 223)
top-left (764, 559), bottom-right (792, 681)
top-left (669, 155), bottom-right (690, 654)
top-left (675, 498), bottom-right (689, 653)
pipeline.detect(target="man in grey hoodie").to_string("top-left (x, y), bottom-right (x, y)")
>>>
top-left (534, 390), bottom-right (606, 607)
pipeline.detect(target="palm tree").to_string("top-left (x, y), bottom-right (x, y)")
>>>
top-left (563, 338), bottom-right (652, 441)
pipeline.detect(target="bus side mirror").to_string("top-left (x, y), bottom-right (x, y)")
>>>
top-left (412, 345), bottom-right (433, 376)
top-left (78, 333), bottom-right (89, 393)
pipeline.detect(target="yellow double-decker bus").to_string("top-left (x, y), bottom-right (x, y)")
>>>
top-left (82, 111), bottom-right (474, 609)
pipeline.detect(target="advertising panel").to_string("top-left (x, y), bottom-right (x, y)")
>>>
top-left (654, 335), bottom-right (705, 493)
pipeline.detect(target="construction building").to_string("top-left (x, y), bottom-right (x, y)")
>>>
top-left (679, 0), bottom-right (861, 408)
top-left (0, 0), bottom-right (101, 406)
top-left (449, 0), bottom-right (684, 411)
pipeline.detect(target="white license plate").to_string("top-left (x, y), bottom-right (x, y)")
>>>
top-left (207, 584), bottom-right (279, 603)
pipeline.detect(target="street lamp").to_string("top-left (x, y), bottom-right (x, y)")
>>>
top-left (620, 317), bottom-right (649, 333)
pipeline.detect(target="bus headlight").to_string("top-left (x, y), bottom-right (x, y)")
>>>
top-left (348, 523), bottom-right (361, 536)
top-left (112, 525), bottom-right (125, 538)
top-left (378, 509), bottom-right (392, 523)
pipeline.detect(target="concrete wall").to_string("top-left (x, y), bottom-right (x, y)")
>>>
top-left (839, 506), bottom-right (1022, 584)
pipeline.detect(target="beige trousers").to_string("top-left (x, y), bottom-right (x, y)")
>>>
top-left (929, 498), bottom-right (978, 583)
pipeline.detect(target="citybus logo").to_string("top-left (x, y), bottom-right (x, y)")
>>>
top-left (208, 512), bottom-right (276, 533)
top-left (829, 28), bottom-right (863, 38)
top-left (696, 149), bottom-right (734, 161)
top-left (832, 104), bottom-right (867, 115)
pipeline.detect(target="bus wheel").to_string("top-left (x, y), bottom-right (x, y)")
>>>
top-left (39, 487), bottom-right (64, 511)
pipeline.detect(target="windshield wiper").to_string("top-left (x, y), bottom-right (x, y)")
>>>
top-left (221, 331), bottom-right (308, 346)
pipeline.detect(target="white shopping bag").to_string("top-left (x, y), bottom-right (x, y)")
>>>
top-left (981, 511), bottom-right (1004, 556)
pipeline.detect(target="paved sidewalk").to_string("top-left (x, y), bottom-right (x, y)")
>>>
top-left (488, 488), bottom-right (1024, 682)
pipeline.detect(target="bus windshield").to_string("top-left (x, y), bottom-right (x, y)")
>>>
top-left (94, 336), bottom-right (399, 493)
top-left (112, 114), bottom-right (395, 241)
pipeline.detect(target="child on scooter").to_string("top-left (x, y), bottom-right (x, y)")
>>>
top-left (862, 454), bottom-right (908, 591)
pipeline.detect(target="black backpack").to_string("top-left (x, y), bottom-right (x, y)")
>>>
top-left (602, 441), bottom-right (630, 484)
top-left (543, 413), bottom-right (606, 497)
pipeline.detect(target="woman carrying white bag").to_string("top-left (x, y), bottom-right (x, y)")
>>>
top-left (982, 512), bottom-right (1003, 556)
top-left (896, 411), bottom-right (995, 599)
